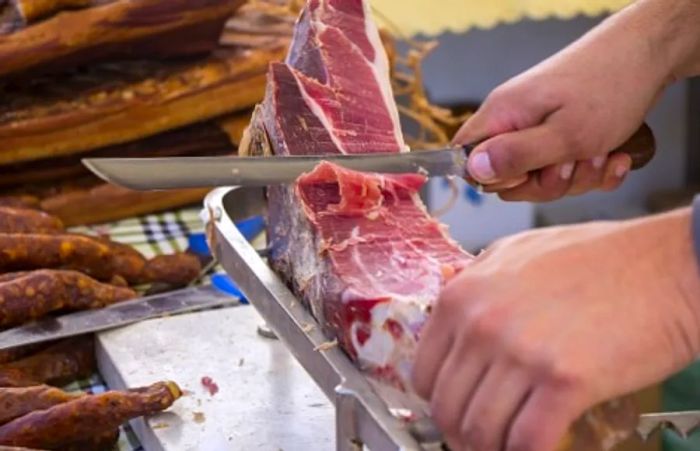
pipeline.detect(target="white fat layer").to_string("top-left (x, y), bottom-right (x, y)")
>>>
top-left (361, 0), bottom-right (408, 152)
top-left (293, 70), bottom-right (349, 154)
top-left (350, 303), bottom-right (394, 366)
top-left (350, 298), bottom-right (427, 372)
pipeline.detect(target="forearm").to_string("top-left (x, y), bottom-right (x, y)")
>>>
top-left (623, 207), bottom-right (700, 361)
top-left (650, 208), bottom-right (700, 297)
top-left (622, 0), bottom-right (700, 81)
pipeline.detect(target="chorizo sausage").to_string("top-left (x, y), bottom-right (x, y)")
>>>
top-left (88, 236), bottom-right (146, 283)
top-left (0, 208), bottom-right (63, 234)
top-left (0, 338), bottom-right (95, 388)
top-left (0, 381), bottom-right (181, 449)
top-left (0, 234), bottom-right (113, 279)
top-left (141, 253), bottom-right (202, 287)
top-left (0, 386), bottom-right (81, 425)
top-left (0, 273), bottom-right (30, 285)
top-left (0, 270), bottom-right (136, 328)
top-left (0, 343), bottom-right (50, 366)
top-left (0, 197), bottom-right (40, 210)
top-left (0, 233), bottom-right (200, 286)
top-left (0, 234), bottom-right (146, 282)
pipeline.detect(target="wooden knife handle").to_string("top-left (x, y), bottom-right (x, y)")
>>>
top-left (612, 122), bottom-right (656, 170)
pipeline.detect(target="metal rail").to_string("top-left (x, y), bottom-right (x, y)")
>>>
top-left (205, 187), bottom-right (443, 451)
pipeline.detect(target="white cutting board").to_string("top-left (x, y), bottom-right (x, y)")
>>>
top-left (96, 306), bottom-right (335, 451)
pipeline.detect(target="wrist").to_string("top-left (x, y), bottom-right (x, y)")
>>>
top-left (626, 208), bottom-right (700, 360)
top-left (660, 208), bottom-right (700, 309)
top-left (632, 0), bottom-right (700, 81)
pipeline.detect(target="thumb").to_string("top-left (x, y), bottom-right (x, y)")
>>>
top-left (466, 125), bottom-right (573, 183)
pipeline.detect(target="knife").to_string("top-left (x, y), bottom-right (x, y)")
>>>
top-left (83, 123), bottom-right (656, 191)
top-left (637, 411), bottom-right (700, 440)
top-left (0, 284), bottom-right (238, 351)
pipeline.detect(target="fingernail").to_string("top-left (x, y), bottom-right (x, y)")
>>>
top-left (469, 152), bottom-right (496, 182)
top-left (615, 164), bottom-right (629, 178)
top-left (560, 162), bottom-right (575, 180)
top-left (592, 156), bottom-right (606, 169)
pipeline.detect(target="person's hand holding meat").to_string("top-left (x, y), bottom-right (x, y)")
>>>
top-left (454, 0), bottom-right (700, 201)
top-left (414, 0), bottom-right (700, 450)
top-left (414, 209), bottom-right (700, 451)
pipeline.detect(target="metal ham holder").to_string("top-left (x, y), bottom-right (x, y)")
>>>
top-left (204, 186), bottom-right (444, 451)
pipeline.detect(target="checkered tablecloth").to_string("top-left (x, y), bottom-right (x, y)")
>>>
top-left (67, 207), bottom-right (209, 451)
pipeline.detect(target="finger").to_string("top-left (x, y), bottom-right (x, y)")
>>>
top-left (506, 386), bottom-right (584, 451)
top-left (497, 162), bottom-right (574, 202)
top-left (413, 311), bottom-right (455, 399)
top-left (452, 93), bottom-right (517, 146)
top-left (430, 339), bottom-right (489, 439)
top-left (567, 157), bottom-right (605, 196)
top-left (466, 126), bottom-right (572, 184)
top-left (497, 177), bottom-right (542, 202)
top-left (453, 109), bottom-right (497, 147)
top-left (600, 153), bottom-right (632, 192)
top-left (460, 364), bottom-right (531, 451)
top-left (453, 80), bottom-right (561, 147)
top-left (481, 174), bottom-right (530, 193)
top-left (538, 162), bottom-right (575, 196)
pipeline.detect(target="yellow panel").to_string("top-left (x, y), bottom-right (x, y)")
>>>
top-left (370, 0), bottom-right (634, 36)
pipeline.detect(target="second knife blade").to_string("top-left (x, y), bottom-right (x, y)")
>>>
top-left (0, 284), bottom-right (238, 351)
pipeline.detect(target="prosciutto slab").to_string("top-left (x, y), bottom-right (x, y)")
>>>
top-left (244, 0), bottom-right (472, 388)
top-left (241, 2), bottom-right (641, 447)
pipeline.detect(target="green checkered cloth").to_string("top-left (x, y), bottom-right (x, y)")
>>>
top-left (70, 208), bottom-right (204, 258)
top-left (67, 207), bottom-right (208, 451)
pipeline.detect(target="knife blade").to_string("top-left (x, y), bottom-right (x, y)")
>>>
top-left (0, 284), bottom-right (238, 351)
top-left (637, 411), bottom-right (700, 440)
top-left (83, 146), bottom-right (473, 190)
top-left (82, 123), bottom-right (656, 191)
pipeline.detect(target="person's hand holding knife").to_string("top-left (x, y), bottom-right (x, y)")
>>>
top-left (413, 1), bottom-right (700, 450)
top-left (454, 0), bottom-right (683, 201)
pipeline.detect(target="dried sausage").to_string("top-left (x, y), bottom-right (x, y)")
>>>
top-left (14, 0), bottom-right (92, 24)
top-left (0, 234), bottom-right (113, 279)
top-left (0, 273), bottom-right (31, 285)
top-left (0, 270), bottom-right (136, 328)
top-left (141, 253), bottom-right (202, 287)
top-left (0, 338), bottom-right (95, 388)
top-left (0, 381), bottom-right (181, 449)
top-left (89, 236), bottom-right (146, 283)
top-left (0, 446), bottom-right (46, 450)
top-left (0, 232), bottom-right (201, 288)
top-left (0, 386), bottom-right (81, 425)
top-left (0, 234), bottom-right (146, 282)
top-left (0, 208), bottom-right (63, 234)
top-left (0, 197), bottom-right (40, 210)
top-left (0, 343), bottom-right (50, 366)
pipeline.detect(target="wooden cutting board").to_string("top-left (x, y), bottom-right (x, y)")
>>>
top-left (96, 305), bottom-right (335, 451)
